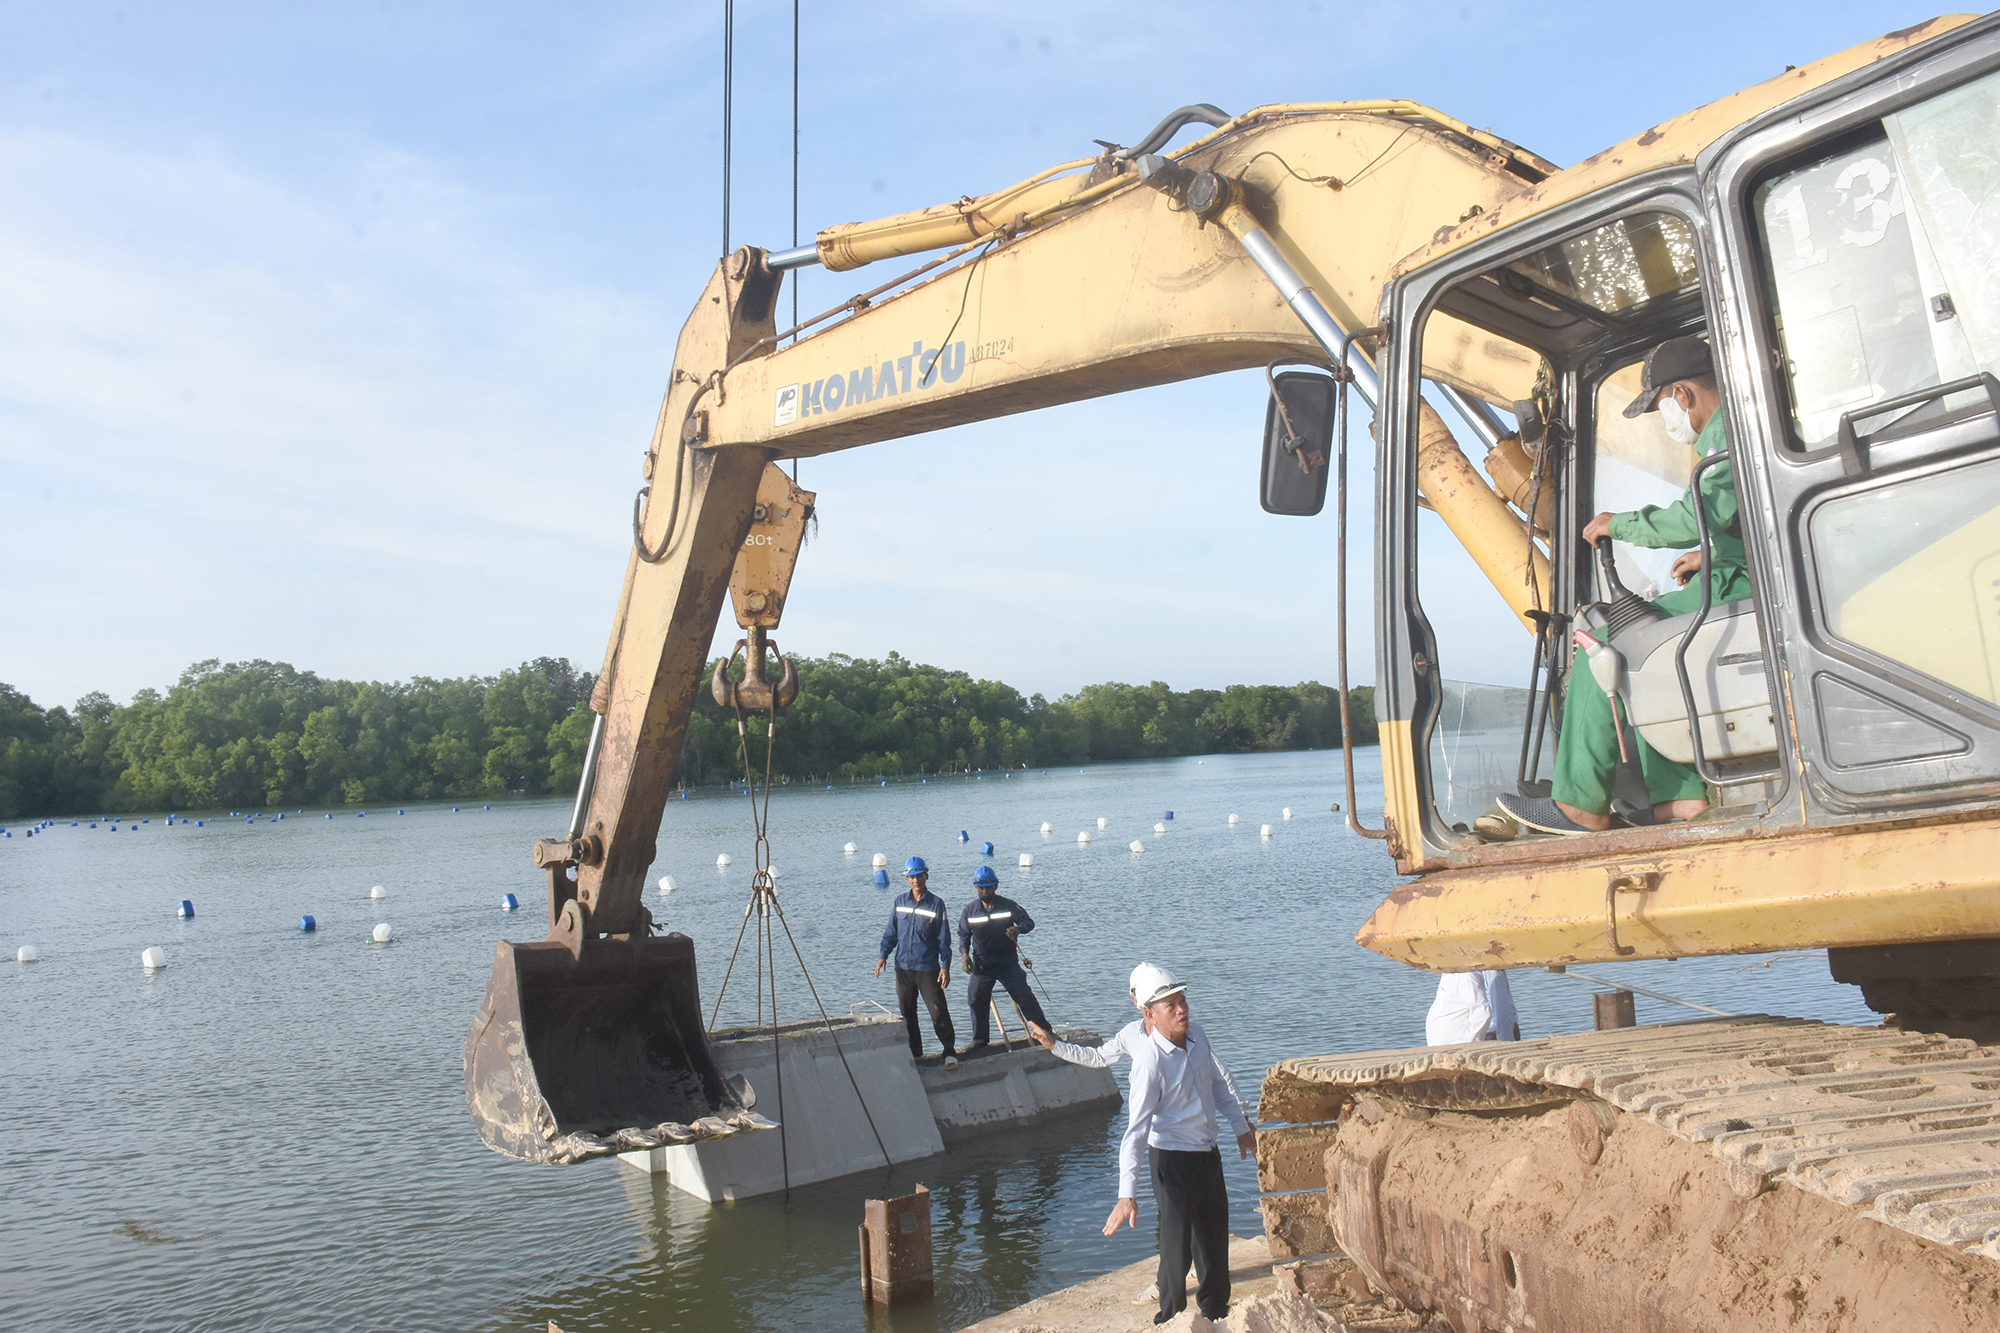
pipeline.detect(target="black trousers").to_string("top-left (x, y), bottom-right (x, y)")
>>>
top-left (966, 959), bottom-right (1050, 1042)
top-left (894, 967), bottom-right (956, 1058)
top-left (1152, 1145), bottom-right (1230, 1321)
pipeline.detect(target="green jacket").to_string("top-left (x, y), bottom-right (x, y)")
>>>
top-left (1608, 410), bottom-right (1752, 613)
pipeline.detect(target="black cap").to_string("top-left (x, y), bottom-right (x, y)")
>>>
top-left (1622, 335), bottom-right (1715, 418)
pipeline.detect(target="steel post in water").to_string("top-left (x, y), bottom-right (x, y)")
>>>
top-left (859, 1185), bottom-right (933, 1306)
top-left (1593, 990), bottom-right (1636, 1030)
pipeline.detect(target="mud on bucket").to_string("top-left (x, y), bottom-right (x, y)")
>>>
top-left (464, 932), bottom-right (738, 1163)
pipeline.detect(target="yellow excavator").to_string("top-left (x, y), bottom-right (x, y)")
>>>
top-left (467, 12), bottom-right (2000, 1325)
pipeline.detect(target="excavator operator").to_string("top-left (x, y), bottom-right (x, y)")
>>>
top-left (1501, 335), bottom-right (1751, 835)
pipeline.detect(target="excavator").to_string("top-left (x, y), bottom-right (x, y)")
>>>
top-left (467, 12), bottom-right (2000, 1327)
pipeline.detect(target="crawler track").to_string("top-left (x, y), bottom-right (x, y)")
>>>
top-left (1260, 1017), bottom-right (2000, 1331)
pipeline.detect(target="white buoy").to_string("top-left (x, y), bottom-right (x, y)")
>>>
top-left (1129, 840), bottom-right (1145, 853)
top-left (768, 866), bottom-right (781, 878)
top-left (843, 843), bottom-right (857, 854)
top-left (1039, 822), bottom-right (1052, 833)
top-left (658, 876), bottom-right (676, 895)
top-left (1283, 807), bottom-right (1294, 820)
top-left (1077, 831), bottom-right (1091, 844)
top-left (372, 922), bottom-right (394, 943)
top-left (716, 853), bottom-right (732, 868)
top-left (1227, 814), bottom-right (1241, 825)
top-left (141, 946), bottom-right (167, 970)
top-left (17, 944), bottom-right (38, 963)
top-left (1155, 822), bottom-right (1167, 833)
top-left (1096, 817), bottom-right (1108, 829)
top-left (1018, 853), bottom-right (1033, 867)
top-left (368, 885), bottom-right (386, 899)
top-left (871, 853), bottom-right (887, 867)
top-left (1261, 824), bottom-right (1274, 837)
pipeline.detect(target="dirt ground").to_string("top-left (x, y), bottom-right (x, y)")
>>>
top-left (1340, 1100), bottom-right (2000, 1332)
top-left (953, 1235), bottom-right (1445, 1333)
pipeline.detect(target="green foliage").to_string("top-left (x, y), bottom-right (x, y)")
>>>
top-left (0, 653), bottom-right (1376, 818)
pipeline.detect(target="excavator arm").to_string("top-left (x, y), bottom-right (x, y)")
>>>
top-left (466, 102), bottom-right (1565, 1162)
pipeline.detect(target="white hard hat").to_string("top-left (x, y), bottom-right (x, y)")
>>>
top-left (1129, 962), bottom-right (1186, 1008)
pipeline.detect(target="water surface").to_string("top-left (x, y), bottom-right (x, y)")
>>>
top-left (0, 751), bottom-right (1871, 1331)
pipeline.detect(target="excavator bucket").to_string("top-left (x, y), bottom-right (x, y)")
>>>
top-left (464, 932), bottom-right (747, 1163)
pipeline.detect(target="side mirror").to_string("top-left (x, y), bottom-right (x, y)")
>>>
top-left (1260, 370), bottom-right (1337, 516)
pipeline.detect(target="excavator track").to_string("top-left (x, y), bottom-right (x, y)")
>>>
top-left (1259, 1016), bottom-right (2000, 1331)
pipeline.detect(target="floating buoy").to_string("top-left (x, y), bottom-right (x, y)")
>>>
top-left (1155, 823), bottom-right (1167, 833)
top-left (873, 868), bottom-right (889, 884)
top-left (368, 885), bottom-right (386, 899)
top-left (398, 809), bottom-right (404, 815)
top-left (176, 899), bottom-right (194, 918)
top-left (871, 853), bottom-right (887, 868)
top-left (195, 820), bottom-right (203, 827)
top-left (1039, 822), bottom-right (1051, 833)
top-left (17, 944), bottom-right (38, 962)
top-left (880, 780), bottom-right (888, 787)
top-left (483, 805), bottom-right (490, 810)
top-left (1283, 807), bottom-right (1293, 820)
top-left (326, 813), bottom-right (333, 820)
top-left (141, 946), bottom-right (167, 970)
top-left (1077, 831), bottom-right (1091, 844)
top-left (1130, 840), bottom-right (1145, 853)
top-left (659, 876), bottom-right (676, 894)
top-left (299, 915), bottom-right (316, 932)
top-left (843, 843), bottom-right (856, 854)
top-left (142, 818), bottom-right (150, 824)
top-left (958, 831), bottom-right (969, 842)
top-left (453, 807), bottom-right (460, 812)
top-left (1228, 814), bottom-right (1241, 825)
top-left (1330, 802), bottom-right (1341, 812)
top-left (500, 893), bottom-right (519, 911)
top-left (1197, 760), bottom-right (1204, 765)
top-left (1096, 817), bottom-right (1108, 829)
top-left (358, 811), bottom-right (366, 817)
top-left (1018, 853), bottom-right (1033, 867)
top-left (716, 853), bottom-right (732, 867)
top-left (371, 923), bottom-right (393, 943)
top-left (980, 841), bottom-right (994, 856)
top-left (1261, 824), bottom-right (1274, 837)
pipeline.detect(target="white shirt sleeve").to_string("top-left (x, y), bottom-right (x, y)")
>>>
top-left (1050, 1022), bottom-right (1133, 1069)
top-left (1118, 1038), bottom-right (1162, 1199)
top-left (1201, 1028), bottom-right (1254, 1138)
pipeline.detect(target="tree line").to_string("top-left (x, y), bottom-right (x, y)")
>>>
top-left (0, 653), bottom-right (1376, 819)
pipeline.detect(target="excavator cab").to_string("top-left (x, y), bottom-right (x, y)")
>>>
top-left (1361, 21), bottom-right (2000, 1017)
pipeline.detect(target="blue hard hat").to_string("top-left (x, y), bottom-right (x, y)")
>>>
top-left (904, 856), bottom-right (929, 875)
top-left (972, 866), bottom-right (999, 888)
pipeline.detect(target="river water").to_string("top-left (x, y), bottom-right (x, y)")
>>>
top-left (0, 750), bottom-right (1872, 1332)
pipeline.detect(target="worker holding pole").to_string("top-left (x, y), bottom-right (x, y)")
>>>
top-left (958, 866), bottom-right (1051, 1052)
top-left (1103, 963), bottom-right (1255, 1325)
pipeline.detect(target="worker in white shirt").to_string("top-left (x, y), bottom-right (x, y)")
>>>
top-left (1424, 970), bottom-right (1520, 1045)
top-left (1024, 968), bottom-right (1154, 1065)
top-left (1102, 963), bottom-right (1256, 1325)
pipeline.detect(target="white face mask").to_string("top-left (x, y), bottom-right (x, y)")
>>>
top-left (1658, 394), bottom-right (1698, 446)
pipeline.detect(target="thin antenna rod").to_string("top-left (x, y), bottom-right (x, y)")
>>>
top-left (722, 0), bottom-right (734, 258)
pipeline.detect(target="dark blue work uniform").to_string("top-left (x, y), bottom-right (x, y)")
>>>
top-left (879, 888), bottom-right (956, 1059)
top-left (958, 893), bottom-right (1051, 1044)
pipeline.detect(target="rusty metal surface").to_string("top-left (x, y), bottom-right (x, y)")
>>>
top-left (1264, 1016), bottom-right (2000, 1258)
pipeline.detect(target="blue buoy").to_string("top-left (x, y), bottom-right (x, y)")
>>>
top-left (880, 780), bottom-right (888, 787)
top-left (500, 893), bottom-right (519, 911)
top-left (1164, 811), bottom-right (1174, 820)
top-left (680, 792), bottom-right (688, 800)
top-left (326, 813), bottom-right (333, 820)
top-left (981, 841), bottom-right (994, 856)
top-left (483, 805), bottom-right (490, 810)
top-left (88, 822), bottom-right (96, 828)
top-left (142, 818), bottom-right (149, 823)
top-left (397, 809), bottom-right (404, 815)
top-left (827, 784), bottom-right (833, 790)
top-left (1042, 770), bottom-right (1048, 775)
top-left (71, 822), bottom-right (77, 826)
top-left (358, 811), bottom-right (366, 817)
top-left (957, 831), bottom-right (968, 841)
top-left (196, 820), bottom-right (204, 827)
top-left (299, 915), bottom-right (317, 932)
top-left (176, 899), bottom-right (194, 918)
top-left (872, 868), bottom-right (889, 884)
top-left (452, 807), bottom-right (459, 812)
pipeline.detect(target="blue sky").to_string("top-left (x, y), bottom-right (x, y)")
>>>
top-left (1, 0), bottom-right (1945, 708)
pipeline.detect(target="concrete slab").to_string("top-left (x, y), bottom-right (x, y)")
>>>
top-left (618, 1017), bottom-right (1123, 1201)
top-left (618, 1015), bottom-right (940, 1200)
top-left (955, 1234), bottom-right (1288, 1333)
top-left (919, 1034), bottom-right (1122, 1142)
